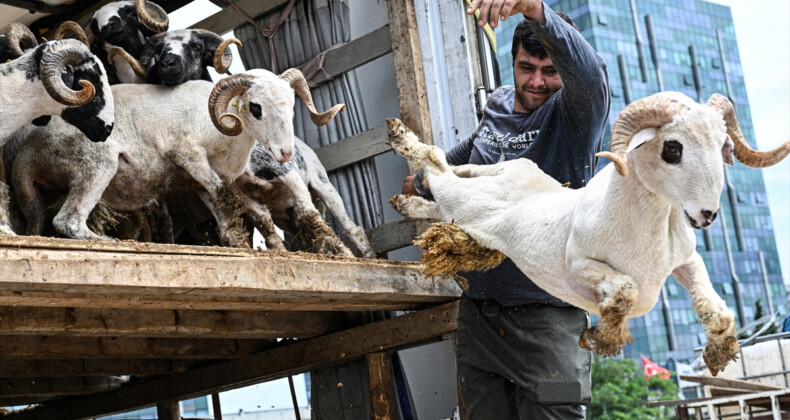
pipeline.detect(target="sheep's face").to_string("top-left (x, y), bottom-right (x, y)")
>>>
top-left (629, 107), bottom-right (728, 229)
top-left (239, 73), bottom-right (296, 163)
top-left (58, 51), bottom-right (116, 142)
top-left (142, 30), bottom-right (223, 86)
top-left (89, 1), bottom-right (148, 55)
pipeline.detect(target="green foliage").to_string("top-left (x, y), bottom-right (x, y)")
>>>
top-left (589, 357), bottom-right (678, 420)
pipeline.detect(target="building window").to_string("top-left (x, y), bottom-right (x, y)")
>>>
top-left (722, 282), bottom-right (734, 295)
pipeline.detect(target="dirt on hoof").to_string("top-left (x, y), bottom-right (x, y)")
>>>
top-left (703, 333), bottom-right (739, 376)
top-left (215, 182), bottom-right (251, 248)
top-left (578, 324), bottom-right (633, 356)
top-left (414, 222), bottom-right (505, 278)
top-left (294, 210), bottom-right (354, 257)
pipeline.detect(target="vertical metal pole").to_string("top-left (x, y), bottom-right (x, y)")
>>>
top-left (661, 286), bottom-right (677, 351)
top-left (719, 205), bottom-right (747, 327)
top-left (628, 0), bottom-right (648, 81)
top-left (212, 393), bottom-right (223, 420)
top-left (288, 375), bottom-right (302, 420)
top-left (758, 251), bottom-right (775, 315)
top-left (645, 15), bottom-right (663, 91)
top-left (618, 55), bottom-right (632, 104)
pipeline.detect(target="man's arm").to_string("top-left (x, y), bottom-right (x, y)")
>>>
top-left (467, 0), bottom-right (545, 28)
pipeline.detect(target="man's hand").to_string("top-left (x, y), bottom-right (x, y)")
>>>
top-left (467, 0), bottom-right (545, 28)
top-left (402, 174), bottom-right (419, 196)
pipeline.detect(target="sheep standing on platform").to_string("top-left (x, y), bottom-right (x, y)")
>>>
top-left (386, 92), bottom-right (790, 376)
top-left (11, 69), bottom-right (343, 247)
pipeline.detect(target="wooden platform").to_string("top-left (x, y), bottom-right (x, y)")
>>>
top-left (0, 236), bottom-right (461, 418)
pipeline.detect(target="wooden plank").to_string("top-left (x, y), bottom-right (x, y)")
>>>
top-left (678, 375), bottom-right (783, 392)
top-left (0, 359), bottom-right (206, 377)
top-left (0, 376), bottom-right (125, 397)
top-left (366, 219), bottom-right (419, 254)
top-left (303, 25), bottom-right (393, 87)
top-left (0, 306), bottom-right (350, 338)
top-left (157, 399), bottom-right (181, 420)
top-left (190, 0), bottom-right (287, 35)
top-left (0, 236), bottom-right (459, 311)
top-left (386, 0), bottom-right (433, 146)
top-left (366, 352), bottom-right (397, 420)
top-left (4, 302), bottom-right (459, 420)
top-left (709, 387), bottom-right (750, 398)
top-left (315, 125), bottom-right (390, 172)
top-left (0, 336), bottom-right (274, 359)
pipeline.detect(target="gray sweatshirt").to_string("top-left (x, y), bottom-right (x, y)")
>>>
top-left (415, 5), bottom-right (610, 306)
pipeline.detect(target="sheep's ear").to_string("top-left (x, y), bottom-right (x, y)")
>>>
top-left (627, 127), bottom-right (657, 153)
top-left (722, 134), bottom-right (734, 165)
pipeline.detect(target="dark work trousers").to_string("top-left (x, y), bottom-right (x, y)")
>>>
top-left (456, 295), bottom-right (592, 419)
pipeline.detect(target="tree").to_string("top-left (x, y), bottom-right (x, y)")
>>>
top-left (589, 356), bottom-right (678, 420)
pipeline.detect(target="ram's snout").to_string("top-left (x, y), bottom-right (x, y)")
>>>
top-left (686, 208), bottom-right (718, 229)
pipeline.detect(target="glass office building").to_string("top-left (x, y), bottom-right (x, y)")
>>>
top-left (495, 0), bottom-right (787, 365)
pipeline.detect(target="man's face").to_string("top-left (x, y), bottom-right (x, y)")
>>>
top-left (513, 45), bottom-right (563, 113)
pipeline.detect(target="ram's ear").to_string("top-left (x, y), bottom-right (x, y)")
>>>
top-left (722, 134), bottom-right (734, 165)
top-left (627, 127), bottom-right (658, 152)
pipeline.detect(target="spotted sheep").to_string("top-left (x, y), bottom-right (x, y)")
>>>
top-left (386, 91), bottom-right (790, 376)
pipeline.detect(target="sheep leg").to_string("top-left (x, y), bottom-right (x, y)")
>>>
top-left (52, 173), bottom-right (117, 240)
top-left (167, 148), bottom-right (249, 248)
top-left (389, 194), bottom-right (441, 221)
top-left (570, 258), bottom-right (636, 356)
top-left (308, 170), bottom-right (375, 258)
top-left (674, 253), bottom-right (739, 376)
top-left (386, 118), bottom-right (450, 177)
top-left (234, 171), bottom-right (287, 252)
top-left (0, 180), bottom-right (15, 234)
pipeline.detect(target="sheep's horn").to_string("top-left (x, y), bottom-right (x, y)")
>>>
top-left (54, 21), bottom-right (89, 48)
top-left (213, 37), bottom-right (241, 74)
top-left (279, 68), bottom-right (345, 126)
top-left (596, 93), bottom-right (688, 177)
top-left (40, 40), bottom-right (96, 106)
top-left (135, 0), bottom-right (169, 33)
top-left (108, 47), bottom-right (147, 78)
top-left (208, 74), bottom-right (255, 136)
top-left (706, 94), bottom-right (790, 168)
top-left (5, 22), bottom-right (38, 57)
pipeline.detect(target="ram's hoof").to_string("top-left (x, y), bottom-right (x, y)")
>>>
top-left (703, 333), bottom-right (739, 376)
top-left (578, 325), bottom-right (632, 356)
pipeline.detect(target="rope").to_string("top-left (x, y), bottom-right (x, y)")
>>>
top-left (298, 42), bottom-right (345, 88)
top-left (228, 0), bottom-right (298, 73)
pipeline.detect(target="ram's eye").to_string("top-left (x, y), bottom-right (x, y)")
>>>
top-left (249, 102), bottom-right (262, 119)
top-left (661, 140), bottom-right (683, 164)
top-left (191, 44), bottom-right (202, 53)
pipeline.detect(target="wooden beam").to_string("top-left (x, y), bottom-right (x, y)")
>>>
top-left (0, 359), bottom-right (206, 377)
top-left (3, 302), bottom-right (459, 420)
top-left (366, 352), bottom-right (397, 420)
top-left (678, 375), bottom-right (783, 392)
top-left (366, 220), bottom-right (419, 254)
top-left (0, 336), bottom-right (274, 359)
top-left (302, 25), bottom-right (393, 87)
top-left (0, 236), bottom-right (459, 311)
top-left (315, 125), bottom-right (390, 172)
top-left (0, 376), bottom-right (125, 397)
top-left (0, 306), bottom-right (350, 338)
top-left (386, 0), bottom-right (433, 145)
top-left (190, 0), bottom-right (286, 35)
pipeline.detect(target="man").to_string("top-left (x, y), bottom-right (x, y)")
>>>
top-left (402, 0), bottom-right (610, 418)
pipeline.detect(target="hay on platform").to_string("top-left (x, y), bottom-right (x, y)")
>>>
top-left (414, 222), bottom-right (506, 284)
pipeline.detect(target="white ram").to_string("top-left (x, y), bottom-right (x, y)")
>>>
top-left (386, 92), bottom-right (790, 376)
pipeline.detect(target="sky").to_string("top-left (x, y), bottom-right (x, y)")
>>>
top-left (705, 0), bottom-right (790, 285)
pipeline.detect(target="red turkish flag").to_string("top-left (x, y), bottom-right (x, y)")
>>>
top-left (641, 355), bottom-right (671, 380)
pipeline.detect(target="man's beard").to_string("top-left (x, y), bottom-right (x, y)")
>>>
top-left (515, 84), bottom-right (555, 113)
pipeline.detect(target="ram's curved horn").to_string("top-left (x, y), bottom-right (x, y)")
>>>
top-left (208, 74), bottom-right (255, 136)
top-left (5, 22), bottom-right (38, 57)
top-left (108, 47), bottom-right (147, 78)
top-left (279, 68), bottom-right (345, 126)
top-left (213, 37), bottom-right (241, 73)
top-left (40, 41), bottom-right (96, 106)
top-left (596, 93), bottom-right (688, 177)
top-left (706, 94), bottom-right (790, 168)
top-left (135, 0), bottom-right (169, 33)
top-left (54, 21), bottom-right (89, 48)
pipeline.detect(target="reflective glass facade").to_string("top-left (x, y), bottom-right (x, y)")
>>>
top-left (495, 0), bottom-right (787, 365)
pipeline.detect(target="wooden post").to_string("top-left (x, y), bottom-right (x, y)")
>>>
top-left (366, 352), bottom-right (397, 420)
top-left (212, 393), bottom-right (222, 420)
top-left (386, 0), bottom-right (433, 146)
top-left (156, 399), bottom-right (181, 420)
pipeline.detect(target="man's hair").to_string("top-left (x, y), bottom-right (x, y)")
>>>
top-left (511, 11), bottom-right (579, 62)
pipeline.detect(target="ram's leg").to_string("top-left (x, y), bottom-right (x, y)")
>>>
top-left (278, 171), bottom-right (353, 257)
top-left (674, 253), bottom-right (739, 376)
top-left (52, 172), bottom-right (116, 240)
top-left (308, 170), bottom-right (375, 258)
top-left (389, 194), bottom-right (442, 221)
top-left (168, 147), bottom-right (249, 248)
top-left (451, 163), bottom-right (508, 178)
top-left (0, 180), bottom-right (15, 234)
top-left (235, 171), bottom-right (286, 252)
top-left (386, 118), bottom-right (450, 176)
top-left (569, 258), bottom-right (637, 356)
